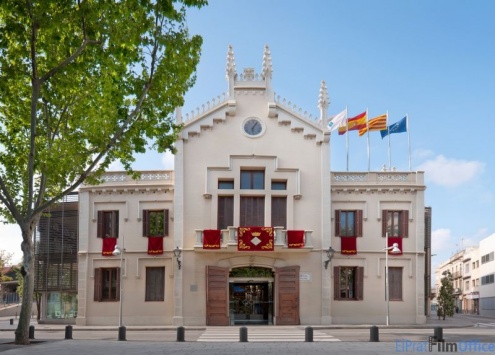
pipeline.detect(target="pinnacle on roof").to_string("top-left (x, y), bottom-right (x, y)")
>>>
top-left (262, 45), bottom-right (273, 80)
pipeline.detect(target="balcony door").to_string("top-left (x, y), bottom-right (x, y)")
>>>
top-left (240, 196), bottom-right (264, 226)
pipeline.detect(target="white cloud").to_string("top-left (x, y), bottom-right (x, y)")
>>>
top-left (431, 228), bottom-right (453, 255)
top-left (416, 155), bottom-right (485, 187)
top-left (0, 223), bottom-right (24, 264)
top-left (161, 151), bottom-right (175, 170)
top-left (107, 160), bottom-right (125, 171)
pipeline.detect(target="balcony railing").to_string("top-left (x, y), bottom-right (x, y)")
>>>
top-left (194, 227), bottom-right (313, 250)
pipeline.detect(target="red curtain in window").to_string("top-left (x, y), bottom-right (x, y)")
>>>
top-left (203, 230), bottom-right (221, 249)
top-left (102, 237), bottom-right (117, 256)
top-left (387, 236), bottom-right (403, 255)
top-left (287, 230), bottom-right (305, 248)
top-left (238, 227), bottom-right (274, 251)
top-left (340, 237), bottom-right (357, 255)
top-left (147, 237), bottom-right (164, 255)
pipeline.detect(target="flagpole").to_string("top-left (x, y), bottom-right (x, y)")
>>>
top-left (366, 108), bottom-right (370, 171)
top-left (387, 118), bottom-right (391, 170)
top-left (346, 107), bottom-right (349, 172)
top-left (407, 114), bottom-right (411, 171)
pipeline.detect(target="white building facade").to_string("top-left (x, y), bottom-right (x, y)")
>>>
top-left (76, 46), bottom-right (427, 326)
top-left (479, 234), bottom-right (495, 317)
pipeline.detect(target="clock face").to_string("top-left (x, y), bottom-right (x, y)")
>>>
top-left (243, 118), bottom-right (264, 136)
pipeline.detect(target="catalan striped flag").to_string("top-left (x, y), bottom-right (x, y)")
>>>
top-left (359, 113), bottom-right (387, 136)
top-left (338, 111), bottom-right (367, 135)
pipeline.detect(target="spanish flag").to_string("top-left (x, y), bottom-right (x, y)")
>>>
top-left (338, 111), bottom-right (367, 135)
top-left (358, 114), bottom-right (387, 136)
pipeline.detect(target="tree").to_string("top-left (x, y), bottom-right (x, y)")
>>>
top-left (438, 270), bottom-right (455, 320)
top-left (0, 0), bottom-right (206, 344)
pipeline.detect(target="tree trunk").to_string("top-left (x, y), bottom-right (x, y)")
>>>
top-left (14, 221), bottom-right (37, 345)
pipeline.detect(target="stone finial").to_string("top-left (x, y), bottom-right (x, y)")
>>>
top-left (262, 45), bottom-right (273, 79)
top-left (226, 45), bottom-right (236, 98)
top-left (318, 80), bottom-right (330, 122)
top-left (226, 45), bottom-right (236, 78)
top-left (262, 45), bottom-right (274, 100)
top-left (175, 107), bottom-right (183, 124)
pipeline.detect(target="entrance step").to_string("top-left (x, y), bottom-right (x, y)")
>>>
top-left (197, 326), bottom-right (340, 342)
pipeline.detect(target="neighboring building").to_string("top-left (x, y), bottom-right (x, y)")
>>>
top-left (34, 193), bottom-right (79, 323)
top-left (479, 234), bottom-right (495, 317)
top-left (435, 250), bottom-right (464, 312)
top-left (462, 247), bottom-right (480, 314)
top-left (75, 45), bottom-right (427, 326)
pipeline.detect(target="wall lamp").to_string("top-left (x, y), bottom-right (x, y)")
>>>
top-left (173, 246), bottom-right (182, 270)
top-left (324, 246), bottom-right (336, 269)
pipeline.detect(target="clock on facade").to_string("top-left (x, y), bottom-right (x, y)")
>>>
top-left (242, 117), bottom-right (265, 137)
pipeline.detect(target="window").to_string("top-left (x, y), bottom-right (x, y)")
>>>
top-left (218, 180), bottom-right (234, 189)
top-left (382, 210), bottom-right (409, 237)
top-left (465, 263), bottom-right (470, 273)
top-left (97, 211), bottom-right (119, 238)
top-left (388, 267), bottom-right (403, 301)
top-left (271, 180), bottom-right (287, 190)
top-left (271, 196), bottom-right (287, 228)
top-left (333, 266), bottom-right (363, 300)
top-left (218, 196), bottom-right (234, 230)
top-left (481, 252), bottom-right (494, 264)
top-left (240, 196), bottom-right (264, 226)
top-left (335, 210), bottom-right (363, 237)
top-left (94, 268), bottom-right (120, 302)
top-left (465, 280), bottom-right (470, 291)
top-left (481, 274), bottom-right (494, 285)
top-left (240, 170), bottom-right (264, 189)
top-left (145, 267), bottom-right (165, 301)
top-left (142, 210), bottom-right (169, 237)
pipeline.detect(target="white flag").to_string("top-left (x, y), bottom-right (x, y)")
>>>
top-left (328, 108), bottom-right (347, 132)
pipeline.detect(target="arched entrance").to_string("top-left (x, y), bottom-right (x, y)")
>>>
top-left (205, 265), bottom-right (300, 326)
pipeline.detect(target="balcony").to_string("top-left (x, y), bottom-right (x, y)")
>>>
top-left (193, 227), bottom-right (313, 252)
top-left (453, 271), bottom-right (462, 279)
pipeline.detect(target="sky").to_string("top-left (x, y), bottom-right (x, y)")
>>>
top-left (2, 0), bottom-right (494, 277)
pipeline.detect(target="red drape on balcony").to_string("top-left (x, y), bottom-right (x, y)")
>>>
top-left (102, 237), bottom-right (117, 256)
top-left (238, 227), bottom-right (274, 251)
top-left (147, 237), bottom-right (164, 255)
top-left (387, 236), bottom-right (403, 255)
top-left (340, 236), bottom-right (357, 255)
top-left (203, 229), bottom-right (221, 249)
top-left (287, 230), bottom-right (305, 248)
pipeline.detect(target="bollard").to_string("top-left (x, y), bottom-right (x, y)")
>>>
top-left (65, 325), bottom-right (73, 340)
top-left (239, 326), bottom-right (248, 342)
top-left (305, 326), bottom-right (314, 342)
top-left (176, 326), bottom-right (185, 342)
top-left (369, 325), bottom-right (379, 342)
top-left (118, 326), bottom-right (126, 341)
top-left (433, 326), bottom-right (443, 342)
top-left (9, 319), bottom-right (13, 325)
top-left (28, 325), bottom-right (35, 339)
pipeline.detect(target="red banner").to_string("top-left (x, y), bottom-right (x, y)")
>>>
top-left (287, 230), bottom-right (305, 248)
top-left (341, 236), bottom-right (357, 255)
top-left (387, 237), bottom-right (403, 255)
top-left (238, 227), bottom-right (274, 251)
top-left (203, 229), bottom-right (221, 249)
top-left (147, 237), bottom-right (164, 255)
top-left (102, 237), bottom-right (117, 256)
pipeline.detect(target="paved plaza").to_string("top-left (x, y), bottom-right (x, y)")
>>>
top-left (0, 314), bottom-right (494, 355)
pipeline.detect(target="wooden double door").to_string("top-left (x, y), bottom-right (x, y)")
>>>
top-left (206, 265), bottom-right (300, 326)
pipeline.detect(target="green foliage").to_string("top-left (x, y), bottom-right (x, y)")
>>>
top-left (438, 270), bottom-right (455, 319)
top-left (0, 0), bottom-right (206, 221)
top-left (0, 0), bottom-right (207, 344)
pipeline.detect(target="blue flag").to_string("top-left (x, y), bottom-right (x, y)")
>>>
top-left (380, 116), bottom-right (407, 139)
